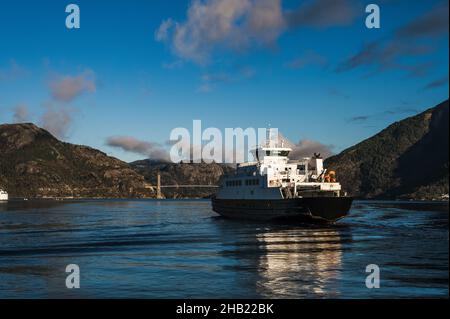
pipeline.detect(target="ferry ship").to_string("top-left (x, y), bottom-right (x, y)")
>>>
top-left (212, 131), bottom-right (353, 223)
top-left (0, 189), bottom-right (8, 201)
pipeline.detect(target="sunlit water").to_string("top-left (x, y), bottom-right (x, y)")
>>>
top-left (0, 199), bottom-right (448, 298)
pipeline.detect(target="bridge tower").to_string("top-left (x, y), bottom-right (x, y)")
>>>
top-left (156, 172), bottom-right (163, 199)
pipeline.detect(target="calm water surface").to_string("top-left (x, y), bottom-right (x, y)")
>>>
top-left (0, 199), bottom-right (448, 298)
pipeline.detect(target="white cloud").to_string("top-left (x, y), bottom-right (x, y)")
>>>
top-left (155, 18), bottom-right (174, 42)
top-left (12, 104), bottom-right (30, 123)
top-left (290, 139), bottom-right (334, 159)
top-left (156, 0), bottom-right (285, 64)
top-left (39, 103), bottom-right (74, 139)
top-left (106, 136), bottom-right (170, 161)
top-left (49, 69), bottom-right (96, 102)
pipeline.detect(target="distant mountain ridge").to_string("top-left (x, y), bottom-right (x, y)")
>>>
top-left (1, 100), bottom-right (448, 200)
top-left (130, 159), bottom-right (235, 198)
top-left (325, 100), bottom-right (449, 200)
top-left (0, 123), bottom-right (154, 198)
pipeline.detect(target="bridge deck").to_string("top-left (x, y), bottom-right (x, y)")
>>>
top-left (150, 185), bottom-right (219, 188)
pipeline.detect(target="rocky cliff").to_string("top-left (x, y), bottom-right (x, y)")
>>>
top-left (0, 123), bottom-right (154, 198)
top-left (1, 98), bottom-right (448, 201)
top-left (325, 100), bottom-right (449, 200)
top-left (130, 159), bottom-right (235, 198)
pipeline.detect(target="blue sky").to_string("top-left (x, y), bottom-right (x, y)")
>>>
top-left (0, 0), bottom-right (448, 162)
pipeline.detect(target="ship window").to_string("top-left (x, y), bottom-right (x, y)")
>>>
top-left (266, 150), bottom-right (290, 156)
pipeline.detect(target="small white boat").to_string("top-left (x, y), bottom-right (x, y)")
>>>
top-left (0, 189), bottom-right (8, 201)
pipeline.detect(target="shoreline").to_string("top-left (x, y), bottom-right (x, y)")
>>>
top-left (2, 197), bottom-right (449, 204)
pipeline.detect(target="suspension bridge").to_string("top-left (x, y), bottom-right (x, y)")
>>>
top-left (149, 173), bottom-right (219, 199)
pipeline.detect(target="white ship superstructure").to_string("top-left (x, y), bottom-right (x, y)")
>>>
top-left (218, 132), bottom-right (341, 200)
top-left (212, 129), bottom-right (353, 222)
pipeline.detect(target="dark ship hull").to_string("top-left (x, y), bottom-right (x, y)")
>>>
top-left (212, 196), bottom-right (353, 223)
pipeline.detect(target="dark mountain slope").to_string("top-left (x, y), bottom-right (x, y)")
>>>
top-left (0, 123), bottom-right (154, 198)
top-left (325, 100), bottom-right (449, 200)
top-left (130, 159), bottom-right (235, 198)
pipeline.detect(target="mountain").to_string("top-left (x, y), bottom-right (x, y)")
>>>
top-left (0, 123), bottom-right (154, 198)
top-left (1, 100), bottom-right (448, 200)
top-left (130, 159), bottom-right (235, 198)
top-left (325, 100), bottom-right (449, 200)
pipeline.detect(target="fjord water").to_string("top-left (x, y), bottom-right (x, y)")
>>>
top-left (0, 200), bottom-right (448, 298)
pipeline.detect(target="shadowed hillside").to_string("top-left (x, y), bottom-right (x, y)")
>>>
top-left (0, 123), bottom-right (154, 198)
top-left (1, 99), bottom-right (448, 201)
top-left (130, 159), bottom-right (235, 198)
top-left (325, 100), bottom-right (449, 200)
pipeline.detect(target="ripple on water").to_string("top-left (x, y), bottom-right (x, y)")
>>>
top-left (0, 199), bottom-right (448, 298)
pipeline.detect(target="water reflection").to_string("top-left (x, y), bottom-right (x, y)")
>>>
top-left (255, 227), bottom-right (343, 298)
top-left (0, 200), bottom-right (447, 298)
top-left (212, 217), bottom-right (349, 298)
